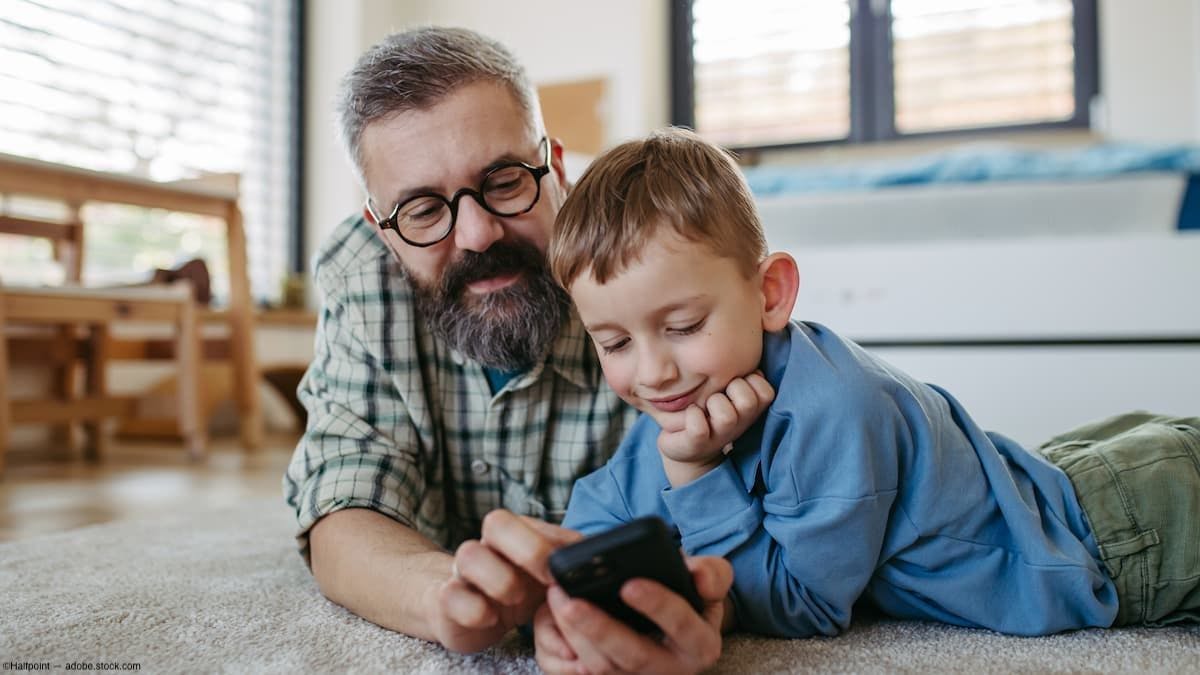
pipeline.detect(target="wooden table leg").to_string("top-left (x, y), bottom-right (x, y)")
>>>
top-left (176, 288), bottom-right (206, 460)
top-left (0, 289), bottom-right (10, 477)
top-left (225, 202), bottom-right (262, 450)
top-left (83, 323), bottom-right (109, 462)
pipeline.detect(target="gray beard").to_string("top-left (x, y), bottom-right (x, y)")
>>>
top-left (406, 242), bottom-right (571, 372)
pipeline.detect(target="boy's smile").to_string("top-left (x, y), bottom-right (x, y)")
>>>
top-left (569, 230), bottom-right (768, 430)
top-left (646, 382), bottom-right (705, 413)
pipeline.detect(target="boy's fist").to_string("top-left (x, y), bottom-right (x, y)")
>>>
top-left (657, 371), bottom-right (774, 486)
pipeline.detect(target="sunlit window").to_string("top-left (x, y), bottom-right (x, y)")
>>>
top-left (693, 0), bottom-right (851, 147)
top-left (0, 0), bottom-right (297, 303)
top-left (893, 0), bottom-right (1076, 133)
top-left (679, 0), bottom-right (1095, 148)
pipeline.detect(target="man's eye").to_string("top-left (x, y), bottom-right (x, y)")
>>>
top-left (487, 178), bottom-right (522, 192)
top-left (399, 200), bottom-right (445, 226)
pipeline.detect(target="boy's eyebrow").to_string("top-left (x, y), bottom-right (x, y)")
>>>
top-left (583, 295), bottom-right (709, 333)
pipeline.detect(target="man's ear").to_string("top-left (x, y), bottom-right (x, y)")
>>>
top-left (758, 252), bottom-right (800, 332)
top-left (362, 204), bottom-right (377, 225)
top-left (548, 136), bottom-right (569, 191)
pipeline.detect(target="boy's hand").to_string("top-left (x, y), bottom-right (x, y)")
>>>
top-left (534, 555), bottom-right (733, 675)
top-left (657, 371), bottom-right (774, 486)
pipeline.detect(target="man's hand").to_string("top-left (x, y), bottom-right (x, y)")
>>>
top-left (657, 371), bottom-right (775, 486)
top-left (534, 555), bottom-right (734, 675)
top-left (429, 510), bottom-right (583, 653)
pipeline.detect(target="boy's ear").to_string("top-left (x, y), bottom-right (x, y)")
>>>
top-left (758, 252), bottom-right (800, 332)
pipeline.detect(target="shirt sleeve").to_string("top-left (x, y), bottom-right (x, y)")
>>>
top-left (662, 386), bottom-right (905, 638)
top-left (561, 448), bottom-right (636, 535)
top-left (282, 258), bottom-right (428, 563)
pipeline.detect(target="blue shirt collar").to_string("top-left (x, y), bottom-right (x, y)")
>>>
top-left (727, 325), bottom-right (793, 493)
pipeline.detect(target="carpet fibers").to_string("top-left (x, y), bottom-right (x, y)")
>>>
top-left (2, 498), bottom-right (1197, 673)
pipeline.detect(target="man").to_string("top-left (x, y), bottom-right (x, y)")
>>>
top-left (284, 27), bottom-right (758, 671)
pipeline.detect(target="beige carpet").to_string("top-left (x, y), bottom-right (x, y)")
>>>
top-left (2, 497), bottom-right (1197, 674)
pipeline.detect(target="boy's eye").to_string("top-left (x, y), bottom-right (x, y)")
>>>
top-left (600, 337), bottom-right (629, 355)
top-left (670, 319), bottom-right (706, 336)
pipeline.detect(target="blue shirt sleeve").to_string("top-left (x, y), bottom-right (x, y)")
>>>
top-left (562, 462), bottom-right (633, 535)
top-left (662, 385), bottom-right (905, 638)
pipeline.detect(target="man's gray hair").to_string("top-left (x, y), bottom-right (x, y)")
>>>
top-left (337, 26), bottom-right (542, 183)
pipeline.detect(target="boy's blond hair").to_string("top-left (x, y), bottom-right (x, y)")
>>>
top-left (550, 127), bottom-right (767, 288)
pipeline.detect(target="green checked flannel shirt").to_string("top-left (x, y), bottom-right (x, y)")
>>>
top-left (284, 215), bottom-right (637, 561)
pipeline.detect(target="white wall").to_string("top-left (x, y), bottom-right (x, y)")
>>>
top-left (1097, 0), bottom-right (1200, 142)
top-left (302, 0), bottom-right (1200, 267)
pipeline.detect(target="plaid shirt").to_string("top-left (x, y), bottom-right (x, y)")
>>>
top-left (283, 214), bottom-right (637, 560)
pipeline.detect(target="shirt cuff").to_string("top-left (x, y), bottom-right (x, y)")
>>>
top-left (661, 459), bottom-right (762, 556)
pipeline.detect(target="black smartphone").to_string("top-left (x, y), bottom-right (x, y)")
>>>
top-left (548, 517), bottom-right (703, 635)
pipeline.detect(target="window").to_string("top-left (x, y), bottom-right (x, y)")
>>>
top-left (672, 0), bottom-right (1098, 149)
top-left (0, 0), bottom-right (300, 303)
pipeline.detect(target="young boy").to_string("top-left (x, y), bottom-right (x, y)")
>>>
top-left (543, 128), bottom-right (1200, 643)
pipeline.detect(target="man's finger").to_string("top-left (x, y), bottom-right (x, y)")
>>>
top-left (479, 509), bottom-right (559, 585)
top-left (453, 539), bottom-right (529, 607)
top-left (519, 515), bottom-right (584, 547)
top-left (438, 578), bottom-right (498, 629)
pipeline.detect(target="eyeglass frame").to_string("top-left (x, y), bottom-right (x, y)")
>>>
top-left (364, 136), bottom-right (552, 248)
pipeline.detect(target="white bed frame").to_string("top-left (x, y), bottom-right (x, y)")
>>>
top-left (762, 175), bottom-right (1200, 446)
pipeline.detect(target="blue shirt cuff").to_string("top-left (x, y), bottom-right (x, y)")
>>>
top-left (661, 459), bottom-right (762, 556)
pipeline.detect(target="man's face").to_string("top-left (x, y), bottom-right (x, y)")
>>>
top-left (359, 81), bottom-right (572, 370)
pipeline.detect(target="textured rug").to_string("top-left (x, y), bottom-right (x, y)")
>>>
top-left (2, 497), bottom-right (1197, 674)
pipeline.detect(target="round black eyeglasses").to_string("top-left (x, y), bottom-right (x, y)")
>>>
top-left (365, 137), bottom-right (551, 247)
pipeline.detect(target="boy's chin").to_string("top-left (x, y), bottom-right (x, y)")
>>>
top-left (639, 406), bottom-right (688, 433)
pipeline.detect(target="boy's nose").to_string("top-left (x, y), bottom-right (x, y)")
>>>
top-left (453, 197), bottom-right (505, 253)
top-left (636, 345), bottom-right (679, 391)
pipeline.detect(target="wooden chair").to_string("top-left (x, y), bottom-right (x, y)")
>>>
top-left (0, 152), bottom-right (263, 472)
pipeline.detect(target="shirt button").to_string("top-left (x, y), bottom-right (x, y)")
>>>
top-left (470, 459), bottom-right (490, 475)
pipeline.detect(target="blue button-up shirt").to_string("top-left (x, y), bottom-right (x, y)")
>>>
top-left (563, 321), bottom-right (1118, 637)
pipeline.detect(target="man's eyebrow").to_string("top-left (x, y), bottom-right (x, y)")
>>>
top-left (384, 149), bottom-right (536, 207)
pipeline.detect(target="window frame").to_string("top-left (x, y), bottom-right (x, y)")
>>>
top-left (290, 0), bottom-right (307, 275)
top-left (670, 0), bottom-right (1100, 151)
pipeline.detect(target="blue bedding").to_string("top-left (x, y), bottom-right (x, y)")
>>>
top-left (742, 143), bottom-right (1200, 230)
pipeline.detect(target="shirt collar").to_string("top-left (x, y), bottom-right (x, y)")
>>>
top-left (728, 325), bottom-right (794, 493)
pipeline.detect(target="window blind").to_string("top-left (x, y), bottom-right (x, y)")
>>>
top-left (692, 0), bottom-right (852, 147)
top-left (0, 0), bottom-right (296, 303)
top-left (685, 0), bottom-right (1087, 148)
top-left (892, 0), bottom-right (1076, 133)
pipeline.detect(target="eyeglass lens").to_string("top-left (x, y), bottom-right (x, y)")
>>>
top-left (394, 164), bottom-right (540, 244)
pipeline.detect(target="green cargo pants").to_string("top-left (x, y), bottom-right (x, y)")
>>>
top-left (1039, 412), bottom-right (1200, 626)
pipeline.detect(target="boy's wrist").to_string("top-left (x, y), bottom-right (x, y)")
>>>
top-left (660, 452), bottom-right (725, 487)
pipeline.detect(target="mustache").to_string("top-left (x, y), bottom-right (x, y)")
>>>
top-left (438, 240), bottom-right (549, 298)
top-left (408, 237), bottom-right (570, 371)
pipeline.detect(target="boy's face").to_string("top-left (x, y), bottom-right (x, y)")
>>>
top-left (569, 230), bottom-right (768, 431)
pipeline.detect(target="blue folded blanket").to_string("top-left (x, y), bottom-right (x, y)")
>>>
top-left (743, 144), bottom-right (1200, 196)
